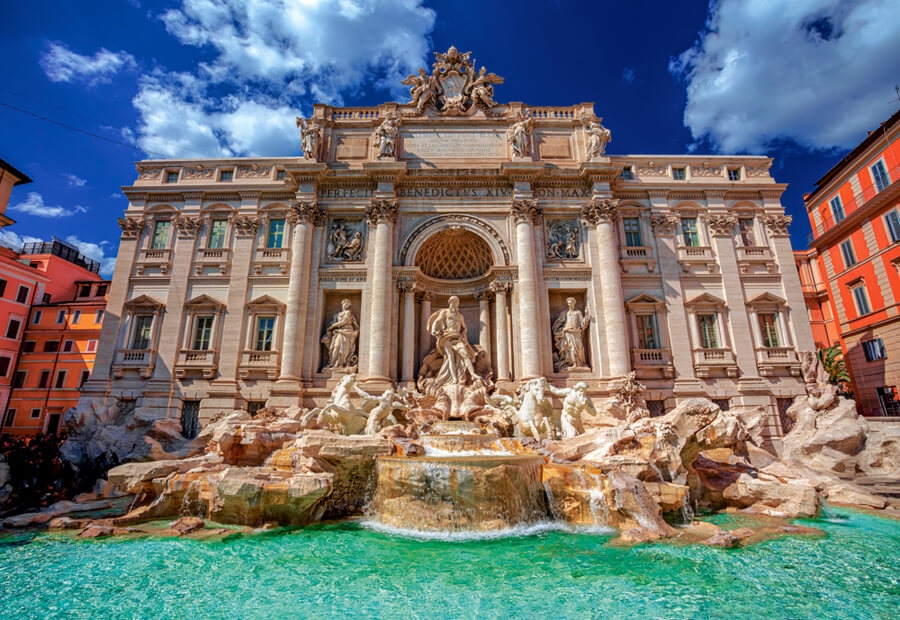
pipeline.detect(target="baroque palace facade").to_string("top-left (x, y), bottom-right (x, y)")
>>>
top-left (82, 48), bottom-right (814, 437)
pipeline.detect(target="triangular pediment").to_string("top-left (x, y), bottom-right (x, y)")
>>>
top-left (686, 292), bottom-right (726, 307)
top-left (746, 292), bottom-right (787, 306)
top-left (184, 294), bottom-right (225, 309)
top-left (123, 294), bottom-right (164, 309)
top-left (625, 293), bottom-right (664, 307)
top-left (246, 294), bottom-right (285, 309)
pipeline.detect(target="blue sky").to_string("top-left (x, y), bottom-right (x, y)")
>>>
top-left (1, 0), bottom-right (899, 277)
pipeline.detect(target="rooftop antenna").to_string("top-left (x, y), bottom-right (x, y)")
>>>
top-left (892, 84), bottom-right (900, 107)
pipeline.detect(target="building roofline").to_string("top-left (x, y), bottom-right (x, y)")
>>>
top-left (0, 157), bottom-right (33, 185)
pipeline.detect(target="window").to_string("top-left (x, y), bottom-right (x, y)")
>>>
top-left (727, 168), bottom-right (741, 181)
top-left (672, 167), bottom-right (686, 180)
top-left (830, 196), bottom-right (845, 223)
top-left (697, 314), bottom-right (719, 349)
top-left (3, 409), bottom-right (15, 427)
top-left (266, 218), bottom-right (285, 249)
top-left (5, 319), bottom-right (21, 340)
top-left (623, 217), bottom-right (643, 247)
top-left (32, 310), bottom-right (42, 325)
top-left (131, 315), bottom-right (154, 350)
top-left (877, 387), bottom-right (900, 416)
top-left (57, 310), bottom-right (66, 324)
top-left (86, 340), bottom-right (98, 353)
top-left (738, 218), bottom-right (756, 246)
top-left (885, 210), bottom-right (900, 243)
top-left (54, 370), bottom-right (67, 389)
top-left (96, 284), bottom-right (108, 297)
top-left (42, 293), bottom-right (51, 304)
top-left (12, 371), bottom-right (26, 388)
top-left (72, 310), bottom-right (81, 325)
top-left (23, 341), bottom-right (35, 352)
top-left (43, 341), bottom-right (60, 353)
top-left (78, 284), bottom-right (92, 297)
top-left (840, 240), bottom-right (857, 268)
top-left (254, 317), bottom-right (276, 351)
top-left (30, 408), bottom-right (41, 420)
top-left (192, 316), bottom-right (214, 350)
top-left (276, 170), bottom-right (286, 181)
top-left (62, 340), bottom-right (75, 353)
top-left (38, 370), bottom-right (50, 389)
top-left (95, 310), bottom-right (105, 324)
top-left (758, 313), bottom-right (780, 348)
top-left (636, 314), bottom-right (659, 349)
top-left (208, 219), bottom-right (228, 249)
top-left (220, 169), bottom-right (233, 182)
top-left (871, 160), bottom-right (890, 193)
top-left (863, 338), bottom-right (887, 362)
top-left (851, 283), bottom-right (872, 316)
top-left (16, 285), bottom-right (29, 304)
top-left (181, 400), bottom-right (201, 440)
top-left (619, 166), bottom-right (634, 180)
top-left (151, 220), bottom-right (171, 250)
top-left (79, 369), bottom-right (91, 388)
top-left (0, 279), bottom-right (6, 297)
top-left (166, 171), bottom-right (179, 183)
top-left (0, 356), bottom-right (10, 377)
top-left (681, 218), bottom-right (700, 247)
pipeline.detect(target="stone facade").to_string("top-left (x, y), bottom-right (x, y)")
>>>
top-left (81, 48), bottom-right (814, 438)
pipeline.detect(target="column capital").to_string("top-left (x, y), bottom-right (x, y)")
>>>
top-left (650, 214), bottom-right (679, 236)
top-left (415, 290), bottom-right (436, 303)
top-left (707, 214), bottom-right (737, 237)
top-left (474, 289), bottom-right (495, 302)
top-left (510, 199), bottom-right (541, 225)
top-left (764, 214), bottom-right (792, 237)
top-left (117, 216), bottom-right (146, 239)
top-left (397, 280), bottom-right (416, 293)
top-left (232, 214), bottom-right (260, 237)
top-left (367, 199), bottom-right (399, 224)
top-left (580, 198), bottom-right (618, 227)
top-left (175, 215), bottom-right (201, 238)
top-left (489, 280), bottom-right (511, 294)
top-left (289, 200), bottom-right (325, 226)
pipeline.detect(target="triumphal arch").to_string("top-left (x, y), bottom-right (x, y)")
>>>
top-left (82, 47), bottom-right (814, 438)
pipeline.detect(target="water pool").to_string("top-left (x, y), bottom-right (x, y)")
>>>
top-left (0, 508), bottom-right (897, 619)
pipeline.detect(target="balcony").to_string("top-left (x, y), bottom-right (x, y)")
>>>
top-left (112, 348), bottom-right (155, 378)
top-left (692, 347), bottom-right (738, 378)
top-left (677, 245), bottom-right (716, 273)
top-left (755, 347), bottom-right (800, 377)
top-left (135, 248), bottom-right (172, 276)
top-left (619, 246), bottom-right (656, 273)
top-left (174, 349), bottom-right (218, 379)
top-left (735, 245), bottom-right (776, 274)
top-left (631, 348), bottom-right (674, 378)
top-left (238, 349), bottom-right (280, 379)
top-left (252, 247), bottom-right (291, 276)
top-left (194, 247), bottom-right (233, 276)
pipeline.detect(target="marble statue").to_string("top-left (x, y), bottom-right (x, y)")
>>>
top-left (297, 116), bottom-right (321, 160)
top-left (552, 298), bottom-right (591, 372)
top-left (374, 116), bottom-right (400, 159)
top-left (513, 378), bottom-right (557, 440)
top-left (328, 222), bottom-right (364, 261)
top-left (301, 373), bottom-right (369, 435)
top-left (465, 66), bottom-right (502, 108)
top-left (402, 68), bottom-right (440, 114)
top-left (547, 221), bottom-right (580, 260)
top-left (363, 388), bottom-right (409, 435)
top-left (506, 114), bottom-right (533, 158)
top-left (616, 371), bottom-right (649, 422)
top-left (551, 382), bottom-right (595, 439)
top-left (427, 296), bottom-right (480, 386)
top-left (585, 118), bottom-right (611, 159)
top-left (321, 299), bottom-right (359, 370)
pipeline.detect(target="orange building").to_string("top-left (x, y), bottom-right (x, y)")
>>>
top-left (0, 242), bottom-right (106, 435)
top-left (794, 248), bottom-right (839, 350)
top-left (804, 108), bottom-right (900, 416)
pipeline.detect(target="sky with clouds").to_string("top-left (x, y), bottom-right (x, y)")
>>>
top-left (1, 0), bottom-right (899, 278)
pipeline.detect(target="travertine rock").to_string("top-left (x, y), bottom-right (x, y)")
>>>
top-left (722, 473), bottom-right (819, 518)
top-left (781, 397), bottom-right (867, 474)
top-left (168, 516), bottom-right (205, 534)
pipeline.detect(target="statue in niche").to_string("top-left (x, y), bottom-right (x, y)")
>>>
top-left (585, 118), bottom-right (611, 159)
top-left (506, 113), bottom-right (534, 159)
top-left (321, 299), bottom-right (359, 370)
top-left (296, 116), bottom-right (321, 160)
top-left (327, 221), bottom-right (364, 261)
top-left (552, 297), bottom-right (591, 372)
top-left (427, 295), bottom-right (479, 386)
top-left (546, 221), bottom-right (581, 261)
top-left (374, 115), bottom-right (400, 159)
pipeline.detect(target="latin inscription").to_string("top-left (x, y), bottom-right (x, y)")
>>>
top-left (318, 187), bottom-right (591, 199)
top-left (401, 130), bottom-right (506, 159)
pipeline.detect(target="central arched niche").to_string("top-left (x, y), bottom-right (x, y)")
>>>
top-left (414, 228), bottom-right (493, 280)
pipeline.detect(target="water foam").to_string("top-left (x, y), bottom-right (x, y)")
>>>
top-left (358, 519), bottom-right (615, 541)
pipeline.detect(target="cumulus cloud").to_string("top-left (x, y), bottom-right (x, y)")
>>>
top-left (63, 173), bottom-right (87, 187)
top-left (40, 42), bottom-right (136, 86)
top-left (0, 229), bottom-right (42, 249)
top-left (128, 0), bottom-right (435, 157)
top-left (670, 0), bottom-right (900, 153)
top-left (63, 236), bottom-right (117, 278)
top-left (10, 192), bottom-right (88, 218)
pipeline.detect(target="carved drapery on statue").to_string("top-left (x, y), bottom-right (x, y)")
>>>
top-left (321, 299), bottom-right (360, 372)
top-left (552, 297), bottom-right (591, 372)
top-left (583, 115), bottom-right (611, 160)
top-left (401, 46), bottom-right (504, 116)
top-left (373, 115), bottom-right (400, 159)
top-left (296, 116), bottom-right (322, 160)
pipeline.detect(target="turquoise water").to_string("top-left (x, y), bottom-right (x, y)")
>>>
top-left (1, 508), bottom-right (898, 619)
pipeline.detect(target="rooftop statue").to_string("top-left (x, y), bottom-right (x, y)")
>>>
top-left (401, 45), bottom-right (504, 116)
top-left (296, 116), bottom-right (321, 160)
top-left (584, 116), bottom-right (612, 160)
top-left (374, 114), bottom-right (400, 159)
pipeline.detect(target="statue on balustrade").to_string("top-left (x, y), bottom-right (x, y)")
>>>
top-left (552, 297), bottom-right (591, 372)
top-left (321, 299), bottom-right (359, 371)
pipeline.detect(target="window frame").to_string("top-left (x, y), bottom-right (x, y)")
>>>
top-left (72, 309), bottom-right (81, 325)
top-left (5, 318), bottom-right (22, 340)
top-left (32, 310), bottom-right (42, 325)
top-left (681, 217), bottom-right (700, 247)
top-left (622, 216), bottom-right (643, 247)
top-left (29, 408), bottom-right (41, 420)
top-left (0, 356), bottom-right (11, 377)
top-left (54, 370), bottom-right (67, 389)
top-left (56, 310), bottom-right (66, 324)
top-left (871, 159), bottom-right (890, 193)
top-left (38, 370), bottom-right (51, 389)
top-left (862, 338), bottom-right (887, 362)
top-left (737, 217), bottom-right (756, 247)
top-left (830, 195), bottom-right (845, 223)
top-left (207, 218), bottom-right (229, 249)
top-left (851, 282), bottom-right (872, 316)
top-left (840, 239), bottom-right (857, 269)
top-left (16, 285), bottom-right (30, 304)
top-left (62, 340), bottom-right (75, 353)
top-left (672, 166), bottom-right (686, 181)
top-left (130, 315), bottom-right (155, 350)
top-left (95, 309), bottom-right (105, 324)
top-left (727, 167), bottom-right (741, 181)
top-left (885, 209), bottom-right (900, 244)
top-left (266, 217), bottom-right (286, 249)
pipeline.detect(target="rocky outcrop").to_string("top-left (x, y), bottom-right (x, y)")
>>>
top-left (781, 397), bottom-right (868, 474)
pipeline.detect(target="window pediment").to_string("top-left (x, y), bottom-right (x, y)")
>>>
top-left (184, 294), bottom-right (226, 310)
top-left (626, 293), bottom-right (664, 309)
top-left (123, 295), bottom-right (165, 311)
top-left (246, 294), bottom-right (285, 311)
top-left (685, 292), bottom-right (726, 308)
top-left (746, 292), bottom-right (786, 308)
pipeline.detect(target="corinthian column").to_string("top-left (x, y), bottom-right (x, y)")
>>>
top-left (475, 290), bottom-right (493, 361)
top-left (279, 200), bottom-right (324, 381)
top-left (582, 198), bottom-right (629, 377)
top-left (418, 291), bottom-right (435, 362)
top-left (365, 199), bottom-right (398, 381)
top-left (490, 281), bottom-right (511, 382)
top-left (400, 282), bottom-right (416, 383)
top-left (512, 199), bottom-right (542, 379)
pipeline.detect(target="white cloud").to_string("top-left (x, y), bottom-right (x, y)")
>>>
top-left (670, 0), bottom-right (900, 153)
top-left (64, 173), bottom-right (87, 187)
top-left (40, 42), bottom-right (137, 86)
top-left (0, 229), bottom-right (43, 249)
top-left (10, 192), bottom-right (88, 218)
top-left (129, 0), bottom-right (435, 157)
top-left (63, 236), bottom-right (117, 278)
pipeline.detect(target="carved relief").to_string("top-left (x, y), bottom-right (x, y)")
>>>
top-left (326, 218), bottom-right (366, 262)
top-left (238, 164), bottom-right (273, 179)
top-left (706, 214), bottom-right (737, 236)
top-left (636, 161), bottom-right (668, 176)
top-left (175, 215), bottom-right (201, 237)
top-left (183, 165), bottom-right (214, 180)
top-left (764, 214), bottom-right (792, 236)
top-left (401, 46), bottom-right (504, 116)
top-left (691, 161), bottom-right (721, 177)
top-left (650, 214), bottom-right (679, 235)
top-left (510, 199), bottom-right (541, 224)
top-left (137, 167), bottom-right (162, 181)
top-left (366, 199), bottom-right (399, 225)
top-left (746, 163), bottom-right (772, 177)
top-left (118, 216), bottom-right (145, 239)
top-left (580, 198), bottom-right (618, 227)
top-left (232, 215), bottom-right (259, 237)
top-left (545, 220), bottom-right (581, 261)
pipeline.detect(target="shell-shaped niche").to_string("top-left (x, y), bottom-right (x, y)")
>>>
top-left (415, 229), bottom-right (493, 280)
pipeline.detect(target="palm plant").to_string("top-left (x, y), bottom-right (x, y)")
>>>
top-left (817, 344), bottom-right (852, 395)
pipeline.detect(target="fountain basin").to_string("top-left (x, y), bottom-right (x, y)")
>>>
top-left (419, 434), bottom-right (530, 454)
top-left (371, 454), bottom-right (548, 532)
